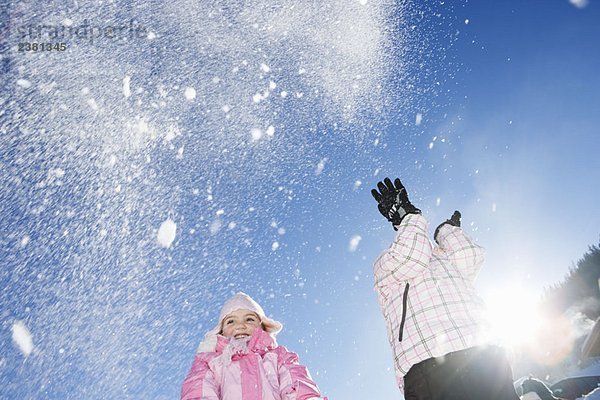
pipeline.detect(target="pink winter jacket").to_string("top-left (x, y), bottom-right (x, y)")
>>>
top-left (181, 328), bottom-right (327, 400)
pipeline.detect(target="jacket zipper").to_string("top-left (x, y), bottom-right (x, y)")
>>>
top-left (398, 282), bottom-right (409, 342)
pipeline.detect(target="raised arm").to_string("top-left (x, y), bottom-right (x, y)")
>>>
top-left (434, 211), bottom-right (485, 281)
top-left (371, 178), bottom-right (431, 288)
top-left (373, 213), bottom-right (433, 288)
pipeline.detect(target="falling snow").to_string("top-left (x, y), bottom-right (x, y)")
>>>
top-left (123, 76), bottom-right (132, 98)
top-left (349, 235), bottom-right (362, 252)
top-left (16, 79), bottom-right (32, 89)
top-left (1, 0), bottom-right (455, 398)
top-left (316, 159), bottom-right (327, 175)
top-left (184, 87), bottom-right (197, 100)
top-left (415, 113), bottom-right (423, 126)
top-left (157, 218), bottom-right (177, 248)
top-left (11, 321), bottom-right (33, 357)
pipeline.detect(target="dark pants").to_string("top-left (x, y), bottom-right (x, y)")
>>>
top-left (403, 346), bottom-right (520, 400)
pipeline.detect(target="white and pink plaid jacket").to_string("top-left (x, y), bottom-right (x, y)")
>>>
top-left (373, 213), bottom-right (489, 389)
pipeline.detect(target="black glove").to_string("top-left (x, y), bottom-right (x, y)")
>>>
top-left (434, 210), bottom-right (461, 244)
top-left (371, 177), bottom-right (421, 230)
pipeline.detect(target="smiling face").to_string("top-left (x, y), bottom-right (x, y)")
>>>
top-left (220, 309), bottom-right (262, 339)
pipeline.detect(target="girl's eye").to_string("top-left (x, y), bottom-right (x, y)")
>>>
top-left (225, 320), bottom-right (234, 325)
top-left (246, 317), bottom-right (256, 323)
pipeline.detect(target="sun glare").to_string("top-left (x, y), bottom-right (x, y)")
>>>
top-left (484, 284), bottom-right (543, 350)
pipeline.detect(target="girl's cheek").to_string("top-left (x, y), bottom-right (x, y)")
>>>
top-left (222, 326), bottom-right (234, 337)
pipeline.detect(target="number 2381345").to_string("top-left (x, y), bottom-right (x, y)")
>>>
top-left (18, 42), bottom-right (67, 52)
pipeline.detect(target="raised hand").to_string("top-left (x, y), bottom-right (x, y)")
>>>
top-left (434, 210), bottom-right (461, 243)
top-left (371, 177), bottom-right (421, 229)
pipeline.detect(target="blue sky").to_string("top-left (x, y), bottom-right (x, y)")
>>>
top-left (1, 1), bottom-right (599, 399)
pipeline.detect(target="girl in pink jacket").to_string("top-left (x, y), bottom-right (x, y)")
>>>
top-left (181, 292), bottom-right (327, 400)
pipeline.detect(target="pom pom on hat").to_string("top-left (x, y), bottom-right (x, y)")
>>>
top-left (197, 292), bottom-right (283, 353)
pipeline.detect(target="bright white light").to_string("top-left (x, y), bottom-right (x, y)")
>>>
top-left (569, 0), bottom-right (589, 9)
top-left (484, 283), bottom-right (543, 349)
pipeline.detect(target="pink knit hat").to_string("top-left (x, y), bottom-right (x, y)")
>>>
top-left (197, 292), bottom-right (283, 352)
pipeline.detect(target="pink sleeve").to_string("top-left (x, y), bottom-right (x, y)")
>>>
top-left (373, 213), bottom-right (433, 287)
top-left (180, 353), bottom-right (220, 400)
top-left (274, 347), bottom-right (327, 400)
top-left (436, 224), bottom-right (485, 281)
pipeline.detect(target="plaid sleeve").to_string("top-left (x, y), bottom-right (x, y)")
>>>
top-left (373, 214), bottom-right (433, 288)
top-left (435, 224), bottom-right (485, 281)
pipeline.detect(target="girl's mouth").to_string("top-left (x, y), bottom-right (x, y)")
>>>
top-left (234, 334), bottom-right (249, 339)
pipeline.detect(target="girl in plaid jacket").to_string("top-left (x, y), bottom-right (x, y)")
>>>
top-left (371, 177), bottom-right (520, 400)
